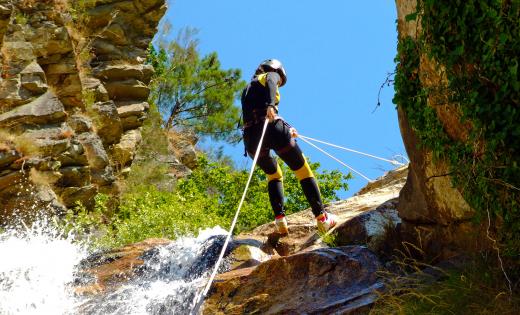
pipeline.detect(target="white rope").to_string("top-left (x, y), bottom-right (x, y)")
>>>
top-left (299, 136), bottom-right (373, 182)
top-left (299, 135), bottom-right (405, 166)
top-left (191, 118), bottom-right (269, 315)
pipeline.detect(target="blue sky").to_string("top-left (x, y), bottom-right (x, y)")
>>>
top-left (157, 0), bottom-right (406, 197)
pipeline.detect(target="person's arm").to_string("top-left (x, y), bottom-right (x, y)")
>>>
top-left (265, 72), bottom-right (281, 121)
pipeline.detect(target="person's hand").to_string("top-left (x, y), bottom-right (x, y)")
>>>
top-left (267, 106), bottom-right (277, 122)
top-left (289, 127), bottom-right (298, 138)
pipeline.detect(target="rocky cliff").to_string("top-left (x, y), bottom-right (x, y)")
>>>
top-left (394, 0), bottom-right (485, 260)
top-left (0, 0), bottom-right (166, 222)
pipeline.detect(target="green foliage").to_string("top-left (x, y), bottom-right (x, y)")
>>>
top-left (68, 0), bottom-right (92, 24)
top-left (319, 231), bottom-right (338, 247)
top-left (394, 1), bottom-right (520, 257)
top-left (69, 154), bottom-right (350, 248)
top-left (147, 28), bottom-right (246, 143)
top-left (14, 11), bottom-right (27, 25)
top-left (60, 194), bottom-right (112, 248)
top-left (175, 154), bottom-right (351, 233)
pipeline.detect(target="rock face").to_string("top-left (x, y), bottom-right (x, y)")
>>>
top-left (204, 246), bottom-right (383, 315)
top-left (0, 0), bottom-right (166, 222)
top-left (203, 167), bottom-right (408, 314)
top-left (394, 0), bottom-right (480, 260)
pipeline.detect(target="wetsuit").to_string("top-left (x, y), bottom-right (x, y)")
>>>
top-left (241, 72), bottom-right (325, 218)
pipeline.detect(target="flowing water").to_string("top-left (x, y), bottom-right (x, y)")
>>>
top-left (0, 218), bottom-right (228, 315)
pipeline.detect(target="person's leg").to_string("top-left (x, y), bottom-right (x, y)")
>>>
top-left (244, 125), bottom-right (285, 218)
top-left (270, 121), bottom-right (325, 217)
top-left (256, 155), bottom-right (285, 218)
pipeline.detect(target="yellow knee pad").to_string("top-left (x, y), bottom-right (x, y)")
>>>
top-left (294, 159), bottom-right (314, 181)
top-left (267, 163), bottom-right (283, 182)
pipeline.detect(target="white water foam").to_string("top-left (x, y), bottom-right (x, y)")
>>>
top-left (0, 219), bottom-right (227, 315)
top-left (77, 226), bottom-right (228, 315)
top-left (0, 219), bottom-right (87, 315)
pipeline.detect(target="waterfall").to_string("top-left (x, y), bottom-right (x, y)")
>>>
top-left (0, 218), bottom-right (229, 315)
top-left (0, 218), bottom-right (87, 315)
top-left (76, 227), bottom-right (228, 315)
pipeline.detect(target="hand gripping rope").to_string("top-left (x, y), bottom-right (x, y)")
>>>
top-left (191, 118), bottom-right (269, 315)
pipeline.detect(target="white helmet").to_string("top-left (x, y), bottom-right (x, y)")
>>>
top-left (258, 59), bottom-right (287, 86)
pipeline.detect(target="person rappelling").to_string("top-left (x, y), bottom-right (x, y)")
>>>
top-left (241, 59), bottom-right (338, 235)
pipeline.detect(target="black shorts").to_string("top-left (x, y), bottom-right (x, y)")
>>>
top-left (243, 119), bottom-right (305, 173)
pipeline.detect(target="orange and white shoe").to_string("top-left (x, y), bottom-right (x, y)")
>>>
top-left (316, 212), bottom-right (337, 233)
top-left (275, 215), bottom-right (289, 235)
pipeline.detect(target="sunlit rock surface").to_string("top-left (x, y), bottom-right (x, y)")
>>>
top-left (0, 0), bottom-right (166, 223)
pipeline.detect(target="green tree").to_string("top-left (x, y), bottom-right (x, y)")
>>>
top-left (176, 154), bottom-right (351, 233)
top-left (147, 28), bottom-right (246, 143)
top-left (80, 153), bottom-right (351, 248)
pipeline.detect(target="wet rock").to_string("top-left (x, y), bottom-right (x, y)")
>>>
top-left (75, 238), bottom-right (172, 295)
top-left (203, 246), bottom-right (383, 315)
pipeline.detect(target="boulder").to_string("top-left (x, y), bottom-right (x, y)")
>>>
top-left (116, 101), bottom-right (149, 118)
top-left (120, 115), bottom-right (146, 130)
top-left (0, 91), bottom-right (66, 128)
top-left (176, 140), bottom-right (198, 169)
top-left (90, 165), bottom-right (116, 186)
top-left (22, 124), bottom-right (72, 156)
top-left (334, 199), bottom-right (401, 249)
top-left (116, 101), bottom-right (148, 130)
top-left (238, 166), bottom-right (408, 257)
top-left (81, 77), bottom-right (110, 103)
top-left (203, 246), bottom-right (383, 315)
